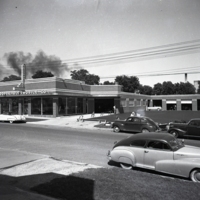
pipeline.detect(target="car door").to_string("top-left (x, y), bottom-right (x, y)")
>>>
top-left (124, 117), bottom-right (141, 132)
top-left (143, 141), bottom-right (173, 170)
top-left (186, 120), bottom-right (200, 137)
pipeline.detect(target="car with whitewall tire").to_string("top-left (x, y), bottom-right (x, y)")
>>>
top-left (107, 132), bottom-right (200, 182)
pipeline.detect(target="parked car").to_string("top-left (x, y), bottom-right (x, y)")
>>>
top-left (112, 116), bottom-right (160, 133)
top-left (107, 132), bottom-right (200, 182)
top-left (147, 106), bottom-right (162, 111)
top-left (0, 113), bottom-right (26, 123)
top-left (168, 118), bottom-right (200, 138)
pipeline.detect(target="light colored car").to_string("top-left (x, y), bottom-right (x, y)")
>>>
top-left (0, 113), bottom-right (26, 123)
top-left (147, 106), bottom-right (162, 111)
top-left (107, 132), bottom-right (200, 182)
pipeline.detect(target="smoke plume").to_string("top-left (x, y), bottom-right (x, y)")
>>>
top-left (3, 50), bottom-right (69, 78)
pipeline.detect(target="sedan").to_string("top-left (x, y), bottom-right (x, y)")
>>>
top-left (107, 132), bottom-right (200, 182)
top-left (112, 116), bottom-right (160, 133)
top-left (0, 113), bottom-right (26, 123)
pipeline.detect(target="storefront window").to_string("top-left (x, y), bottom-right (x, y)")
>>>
top-left (31, 98), bottom-right (41, 115)
top-left (1, 98), bottom-right (9, 114)
top-left (12, 98), bottom-right (18, 114)
top-left (58, 98), bottom-right (66, 115)
top-left (77, 98), bottom-right (83, 113)
top-left (68, 97), bottom-right (76, 114)
top-left (23, 98), bottom-right (29, 115)
top-left (42, 98), bottom-right (53, 115)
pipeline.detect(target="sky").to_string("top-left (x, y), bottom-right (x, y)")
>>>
top-left (0, 0), bottom-right (200, 87)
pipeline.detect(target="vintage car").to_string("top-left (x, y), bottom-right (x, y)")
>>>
top-left (112, 116), bottom-right (160, 133)
top-left (168, 118), bottom-right (200, 138)
top-left (0, 113), bottom-right (26, 123)
top-left (107, 132), bottom-right (200, 182)
top-left (146, 106), bottom-right (162, 111)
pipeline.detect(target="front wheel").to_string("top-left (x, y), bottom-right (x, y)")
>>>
top-left (113, 126), bottom-right (120, 133)
top-left (190, 169), bottom-right (200, 182)
top-left (142, 129), bottom-right (149, 133)
top-left (170, 130), bottom-right (179, 138)
top-left (120, 163), bottom-right (132, 170)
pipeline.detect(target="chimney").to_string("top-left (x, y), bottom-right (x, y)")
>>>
top-left (185, 73), bottom-right (187, 83)
top-left (21, 64), bottom-right (26, 87)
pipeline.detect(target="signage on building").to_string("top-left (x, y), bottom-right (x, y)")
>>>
top-left (0, 90), bottom-right (50, 96)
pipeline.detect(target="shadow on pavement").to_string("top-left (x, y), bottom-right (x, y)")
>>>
top-left (0, 173), bottom-right (95, 200)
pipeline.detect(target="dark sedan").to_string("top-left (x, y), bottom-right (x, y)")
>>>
top-left (112, 116), bottom-right (160, 133)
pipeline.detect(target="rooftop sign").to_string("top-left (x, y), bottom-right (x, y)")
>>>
top-left (0, 90), bottom-right (50, 96)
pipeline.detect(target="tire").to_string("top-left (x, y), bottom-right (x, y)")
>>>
top-left (113, 126), bottom-right (120, 133)
top-left (190, 169), bottom-right (200, 182)
top-left (170, 130), bottom-right (179, 138)
top-left (142, 129), bottom-right (149, 133)
top-left (120, 163), bottom-right (132, 170)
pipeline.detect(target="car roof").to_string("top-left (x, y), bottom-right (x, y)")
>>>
top-left (114, 132), bottom-right (174, 147)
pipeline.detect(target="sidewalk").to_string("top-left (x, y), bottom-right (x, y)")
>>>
top-left (26, 113), bottom-right (112, 129)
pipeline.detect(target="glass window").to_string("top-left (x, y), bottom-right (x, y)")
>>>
top-left (68, 97), bottom-right (76, 114)
top-left (42, 98), bottom-right (53, 115)
top-left (23, 98), bottom-right (29, 115)
top-left (77, 98), bottom-right (83, 114)
top-left (126, 117), bottom-right (133, 122)
top-left (120, 99), bottom-right (126, 107)
top-left (58, 98), bottom-right (66, 115)
top-left (129, 100), bottom-right (134, 107)
top-left (147, 141), bottom-right (171, 151)
top-left (31, 98), bottom-right (41, 115)
top-left (12, 98), bottom-right (18, 114)
top-left (1, 98), bottom-right (9, 114)
top-left (131, 140), bottom-right (146, 147)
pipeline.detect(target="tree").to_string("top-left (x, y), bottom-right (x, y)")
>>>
top-left (141, 85), bottom-right (153, 95)
top-left (115, 75), bottom-right (140, 93)
top-left (153, 83), bottom-right (162, 95)
top-left (70, 69), bottom-right (100, 85)
top-left (103, 81), bottom-right (115, 85)
top-left (1, 75), bottom-right (21, 82)
top-left (32, 70), bottom-right (54, 79)
top-left (162, 81), bottom-right (175, 95)
top-left (197, 81), bottom-right (200, 94)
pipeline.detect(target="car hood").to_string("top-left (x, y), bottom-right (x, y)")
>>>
top-left (174, 145), bottom-right (200, 159)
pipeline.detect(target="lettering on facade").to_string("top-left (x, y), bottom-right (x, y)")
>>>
top-left (0, 90), bottom-right (49, 96)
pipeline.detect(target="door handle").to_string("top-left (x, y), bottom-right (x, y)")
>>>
top-left (144, 150), bottom-right (149, 153)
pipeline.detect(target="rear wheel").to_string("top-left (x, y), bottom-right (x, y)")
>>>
top-left (190, 169), bottom-right (200, 182)
top-left (113, 126), bottom-right (120, 133)
top-left (170, 130), bottom-right (179, 138)
top-left (142, 129), bottom-right (149, 133)
top-left (120, 163), bottom-right (132, 170)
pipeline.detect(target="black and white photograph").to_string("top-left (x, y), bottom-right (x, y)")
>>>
top-left (0, 0), bottom-right (200, 199)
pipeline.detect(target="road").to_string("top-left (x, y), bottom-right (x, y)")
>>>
top-left (0, 122), bottom-right (200, 167)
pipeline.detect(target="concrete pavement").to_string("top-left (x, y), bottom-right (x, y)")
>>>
top-left (0, 114), bottom-right (106, 200)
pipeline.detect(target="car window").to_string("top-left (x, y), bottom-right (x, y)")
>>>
top-left (141, 118), bottom-right (147, 123)
top-left (189, 120), bottom-right (200, 126)
top-left (130, 140), bottom-right (146, 147)
top-left (126, 117), bottom-right (133, 122)
top-left (147, 141), bottom-right (171, 151)
top-left (133, 118), bottom-right (140, 122)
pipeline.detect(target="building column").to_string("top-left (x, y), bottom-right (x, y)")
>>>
top-left (9, 98), bottom-right (12, 114)
top-left (114, 98), bottom-right (121, 113)
top-left (18, 98), bottom-right (22, 115)
top-left (87, 98), bottom-right (94, 114)
top-left (162, 99), bottom-right (166, 111)
top-left (176, 99), bottom-right (181, 111)
top-left (28, 98), bottom-right (31, 115)
top-left (53, 97), bottom-right (58, 117)
top-left (192, 99), bottom-right (197, 111)
top-left (149, 99), bottom-right (153, 107)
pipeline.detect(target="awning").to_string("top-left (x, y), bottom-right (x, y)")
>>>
top-left (181, 100), bottom-right (192, 104)
top-left (166, 100), bottom-right (176, 104)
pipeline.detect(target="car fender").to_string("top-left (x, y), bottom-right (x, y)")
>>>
top-left (110, 148), bottom-right (136, 166)
top-left (156, 158), bottom-right (200, 178)
top-left (168, 128), bottom-right (186, 136)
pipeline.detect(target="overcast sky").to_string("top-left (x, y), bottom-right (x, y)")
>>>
top-left (0, 0), bottom-right (200, 86)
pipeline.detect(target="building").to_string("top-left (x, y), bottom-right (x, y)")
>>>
top-left (0, 76), bottom-right (200, 117)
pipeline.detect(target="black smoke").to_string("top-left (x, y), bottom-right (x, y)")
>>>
top-left (3, 50), bottom-right (69, 78)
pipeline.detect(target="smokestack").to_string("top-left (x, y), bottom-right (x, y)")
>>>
top-left (185, 73), bottom-right (187, 83)
top-left (21, 64), bottom-right (26, 87)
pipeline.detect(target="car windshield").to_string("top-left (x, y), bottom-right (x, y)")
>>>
top-left (168, 138), bottom-right (184, 151)
top-left (146, 118), bottom-right (157, 126)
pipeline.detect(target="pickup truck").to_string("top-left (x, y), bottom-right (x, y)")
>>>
top-left (168, 118), bottom-right (200, 138)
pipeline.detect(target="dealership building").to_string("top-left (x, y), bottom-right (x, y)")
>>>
top-left (0, 75), bottom-right (200, 117)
